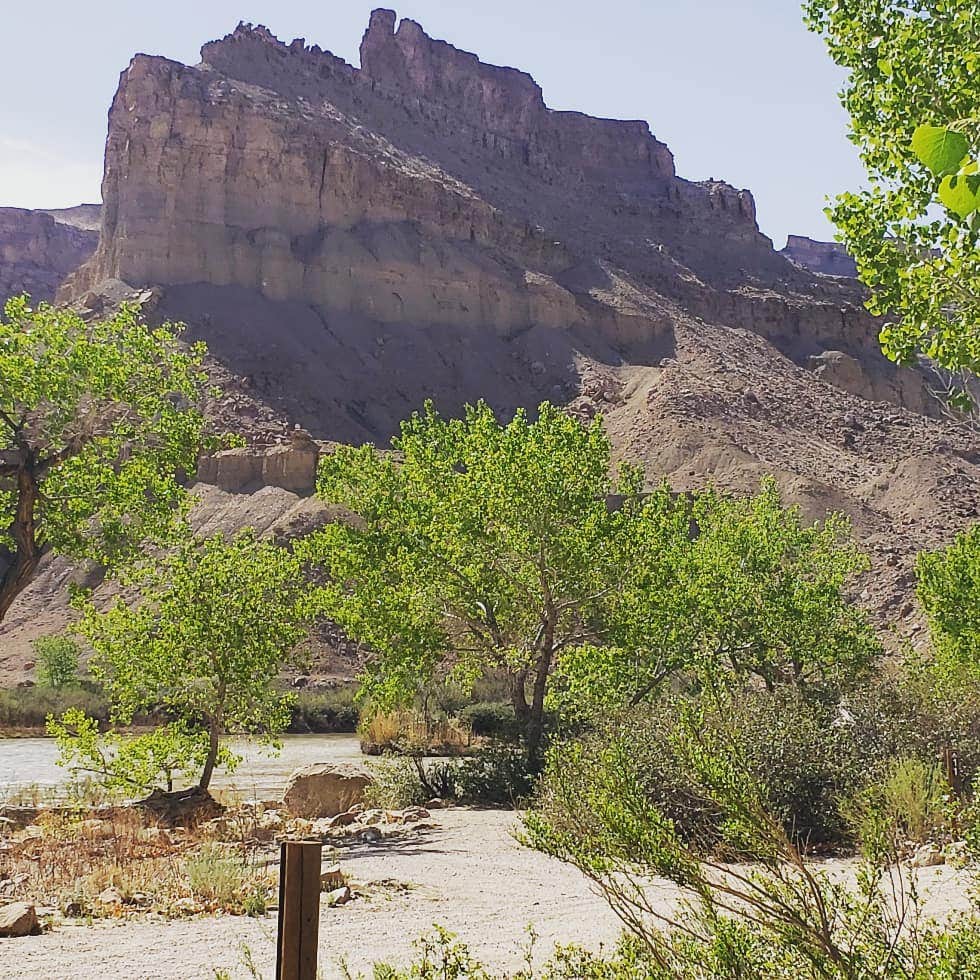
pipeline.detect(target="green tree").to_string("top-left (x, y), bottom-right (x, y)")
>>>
top-left (73, 530), bottom-right (310, 790)
top-left (47, 708), bottom-right (235, 795)
top-left (0, 297), bottom-right (212, 619)
top-left (804, 1), bottom-right (980, 403)
top-left (557, 480), bottom-right (879, 710)
top-left (917, 523), bottom-right (980, 680)
top-left (32, 634), bottom-right (81, 689)
top-left (300, 401), bottom-right (667, 766)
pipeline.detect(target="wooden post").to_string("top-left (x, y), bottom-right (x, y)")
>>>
top-left (276, 839), bottom-right (322, 980)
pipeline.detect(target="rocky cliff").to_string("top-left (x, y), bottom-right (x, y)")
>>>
top-left (1, 206), bottom-right (99, 305)
top-left (2, 11), bottom-right (977, 678)
top-left (781, 235), bottom-right (858, 278)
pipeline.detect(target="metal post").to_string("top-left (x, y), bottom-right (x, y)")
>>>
top-left (276, 839), bottom-right (322, 980)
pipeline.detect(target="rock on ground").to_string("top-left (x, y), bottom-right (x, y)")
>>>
top-left (282, 762), bottom-right (374, 818)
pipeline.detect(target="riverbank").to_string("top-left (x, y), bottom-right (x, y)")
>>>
top-left (3, 808), bottom-right (976, 980)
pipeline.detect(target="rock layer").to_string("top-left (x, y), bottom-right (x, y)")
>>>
top-left (1, 207), bottom-right (98, 305)
top-left (781, 235), bottom-right (858, 278)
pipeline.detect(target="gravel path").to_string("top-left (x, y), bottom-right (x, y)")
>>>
top-left (2, 809), bottom-right (975, 980)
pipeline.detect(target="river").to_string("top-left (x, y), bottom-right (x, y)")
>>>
top-left (0, 733), bottom-right (366, 802)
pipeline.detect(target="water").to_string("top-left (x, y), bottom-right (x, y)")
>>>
top-left (0, 733), bottom-right (366, 802)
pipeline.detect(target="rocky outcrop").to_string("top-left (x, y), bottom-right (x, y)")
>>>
top-left (61, 12), bottom-right (933, 420)
top-left (0, 902), bottom-right (39, 938)
top-left (1, 207), bottom-right (98, 305)
top-left (197, 429), bottom-right (320, 493)
top-left (781, 235), bottom-right (858, 278)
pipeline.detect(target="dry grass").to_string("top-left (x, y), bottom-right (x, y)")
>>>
top-left (359, 710), bottom-right (470, 755)
top-left (0, 806), bottom-right (276, 919)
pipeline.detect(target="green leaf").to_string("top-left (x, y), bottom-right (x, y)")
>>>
top-left (938, 172), bottom-right (980, 218)
top-left (911, 125), bottom-right (968, 176)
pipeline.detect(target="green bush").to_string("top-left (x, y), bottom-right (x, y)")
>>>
top-left (370, 919), bottom-right (980, 979)
top-left (454, 742), bottom-right (535, 806)
top-left (546, 691), bottom-right (872, 850)
top-left (0, 683), bottom-right (109, 729)
top-left (843, 756), bottom-right (952, 853)
top-left (33, 635), bottom-right (81, 689)
top-left (523, 684), bottom-right (980, 980)
top-left (288, 685), bottom-right (359, 733)
top-left (458, 701), bottom-right (520, 740)
top-left (365, 757), bottom-right (431, 809)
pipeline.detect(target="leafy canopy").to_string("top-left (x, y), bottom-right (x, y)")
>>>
top-left (557, 479), bottom-right (879, 711)
top-left (300, 400), bottom-right (656, 761)
top-left (917, 523), bottom-right (980, 682)
top-left (47, 709), bottom-right (236, 796)
top-left (804, 0), bottom-right (980, 401)
top-left (0, 297), bottom-right (213, 618)
top-left (73, 529), bottom-right (310, 789)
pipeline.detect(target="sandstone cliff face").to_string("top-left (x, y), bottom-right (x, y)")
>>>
top-left (0, 207), bottom-right (98, 305)
top-left (781, 235), bottom-right (858, 278)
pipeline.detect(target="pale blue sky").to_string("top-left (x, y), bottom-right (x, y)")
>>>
top-left (0, 1), bottom-right (861, 246)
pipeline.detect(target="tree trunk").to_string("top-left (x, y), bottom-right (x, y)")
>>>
top-left (197, 717), bottom-right (222, 791)
top-left (0, 457), bottom-right (41, 622)
top-left (523, 647), bottom-right (554, 771)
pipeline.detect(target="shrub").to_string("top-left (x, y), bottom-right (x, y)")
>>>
top-left (458, 701), bottom-right (520, 740)
top-left (532, 689), bottom-right (876, 852)
top-left (364, 757), bottom-right (431, 809)
top-left (183, 843), bottom-right (269, 916)
top-left (33, 635), bottom-right (81, 689)
top-left (359, 709), bottom-right (469, 755)
top-left (454, 742), bottom-right (535, 806)
top-left (843, 756), bottom-right (952, 853)
top-left (0, 684), bottom-right (109, 730)
top-left (523, 685), bottom-right (980, 980)
top-left (288, 685), bottom-right (359, 733)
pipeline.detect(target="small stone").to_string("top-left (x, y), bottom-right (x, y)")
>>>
top-left (910, 843), bottom-right (945, 868)
top-left (320, 864), bottom-right (345, 890)
top-left (425, 798), bottom-right (446, 810)
top-left (0, 902), bottom-right (39, 937)
top-left (358, 827), bottom-right (383, 844)
top-left (98, 886), bottom-right (124, 906)
top-left (324, 885), bottom-right (352, 907)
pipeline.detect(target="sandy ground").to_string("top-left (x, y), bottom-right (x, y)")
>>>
top-left (3, 809), bottom-right (976, 980)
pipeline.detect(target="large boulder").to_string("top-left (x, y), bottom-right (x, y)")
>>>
top-left (282, 763), bottom-right (374, 818)
top-left (0, 902), bottom-right (39, 938)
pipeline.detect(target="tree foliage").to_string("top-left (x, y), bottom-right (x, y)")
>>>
top-left (556, 480), bottom-right (878, 713)
top-left (804, 0), bottom-right (980, 400)
top-left (0, 297), bottom-right (212, 619)
top-left (47, 708), bottom-right (235, 795)
top-left (917, 523), bottom-right (980, 681)
top-left (32, 634), bottom-right (81, 689)
top-left (301, 401), bottom-right (655, 764)
top-left (72, 530), bottom-right (309, 790)
top-left (302, 402), bottom-right (875, 764)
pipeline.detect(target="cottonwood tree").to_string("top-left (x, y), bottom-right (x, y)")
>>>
top-left (917, 524), bottom-right (980, 682)
top-left (73, 530), bottom-right (309, 791)
top-left (557, 480), bottom-right (880, 710)
top-left (300, 401), bottom-right (665, 766)
top-left (0, 297), bottom-right (211, 619)
top-left (805, 0), bottom-right (980, 405)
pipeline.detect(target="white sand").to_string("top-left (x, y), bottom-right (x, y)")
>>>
top-left (3, 809), bottom-right (975, 980)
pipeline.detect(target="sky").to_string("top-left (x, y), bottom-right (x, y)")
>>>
top-left (0, 0), bottom-right (863, 246)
